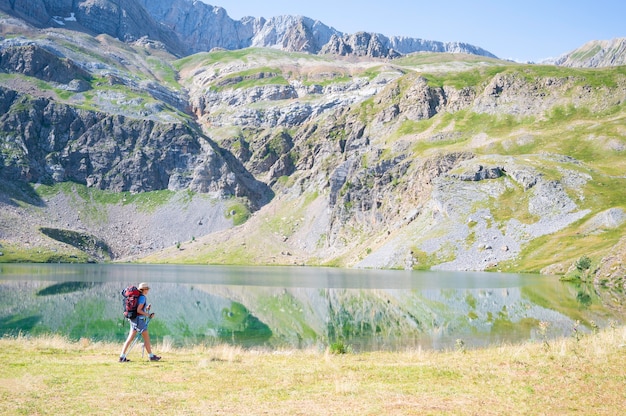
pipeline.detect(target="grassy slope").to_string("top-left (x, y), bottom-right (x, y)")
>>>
top-left (1, 327), bottom-right (626, 415)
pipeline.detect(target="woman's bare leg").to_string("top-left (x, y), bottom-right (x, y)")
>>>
top-left (121, 329), bottom-right (137, 355)
top-left (141, 330), bottom-right (152, 355)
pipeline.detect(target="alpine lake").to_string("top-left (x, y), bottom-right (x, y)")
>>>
top-left (1, 263), bottom-right (623, 352)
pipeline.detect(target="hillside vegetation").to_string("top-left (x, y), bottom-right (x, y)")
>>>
top-left (145, 51), bottom-right (626, 284)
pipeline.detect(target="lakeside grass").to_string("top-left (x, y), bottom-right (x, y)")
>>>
top-left (2, 327), bottom-right (626, 415)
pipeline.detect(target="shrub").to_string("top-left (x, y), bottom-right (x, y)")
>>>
top-left (329, 340), bottom-right (351, 354)
top-left (575, 255), bottom-right (592, 271)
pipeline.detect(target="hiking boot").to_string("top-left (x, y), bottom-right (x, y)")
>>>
top-left (119, 357), bottom-right (131, 362)
top-left (149, 355), bottom-right (161, 361)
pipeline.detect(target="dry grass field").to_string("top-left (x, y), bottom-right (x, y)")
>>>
top-left (1, 325), bottom-right (626, 415)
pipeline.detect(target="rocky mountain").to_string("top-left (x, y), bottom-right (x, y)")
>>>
top-left (137, 0), bottom-right (498, 58)
top-left (0, 4), bottom-right (625, 292)
top-left (553, 38), bottom-right (626, 68)
top-left (0, 0), bottom-right (497, 59)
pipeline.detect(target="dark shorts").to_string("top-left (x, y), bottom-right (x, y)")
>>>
top-left (130, 316), bottom-right (148, 332)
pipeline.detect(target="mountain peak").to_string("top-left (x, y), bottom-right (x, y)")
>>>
top-left (553, 37), bottom-right (626, 68)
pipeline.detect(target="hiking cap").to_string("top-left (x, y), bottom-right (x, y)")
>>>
top-left (138, 282), bottom-right (150, 290)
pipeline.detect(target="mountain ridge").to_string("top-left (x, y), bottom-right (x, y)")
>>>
top-left (136, 0), bottom-right (500, 58)
top-left (0, 0), bottom-right (498, 59)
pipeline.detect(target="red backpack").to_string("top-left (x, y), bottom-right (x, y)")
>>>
top-left (121, 286), bottom-right (142, 319)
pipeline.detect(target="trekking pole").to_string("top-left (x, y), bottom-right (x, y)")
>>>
top-left (143, 305), bottom-right (152, 358)
top-left (141, 306), bottom-right (151, 358)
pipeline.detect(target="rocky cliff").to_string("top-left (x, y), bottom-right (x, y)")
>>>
top-left (0, 0), bottom-right (186, 55)
top-left (0, 6), bottom-right (625, 291)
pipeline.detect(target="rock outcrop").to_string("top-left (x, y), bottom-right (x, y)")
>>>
top-left (0, 45), bottom-right (91, 83)
top-left (320, 32), bottom-right (402, 59)
top-left (320, 32), bottom-right (497, 59)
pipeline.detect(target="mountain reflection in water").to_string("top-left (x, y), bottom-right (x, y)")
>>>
top-left (0, 264), bottom-right (622, 351)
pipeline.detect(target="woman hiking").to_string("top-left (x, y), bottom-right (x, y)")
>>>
top-left (119, 282), bottom-right (161, 362)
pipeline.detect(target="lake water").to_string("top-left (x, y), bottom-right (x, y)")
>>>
top-left (0, 263), bottom-right (622, 351)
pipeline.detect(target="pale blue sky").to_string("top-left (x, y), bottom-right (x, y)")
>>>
top-left (202, 0), bottom-right (625, 62)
